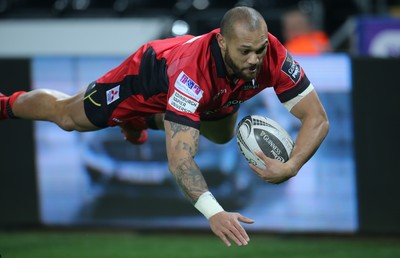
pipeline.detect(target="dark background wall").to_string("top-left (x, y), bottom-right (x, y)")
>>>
top-left (0, 59), bottom-right (39, 227)
top-left (352, 57), bottom-right (400, 234)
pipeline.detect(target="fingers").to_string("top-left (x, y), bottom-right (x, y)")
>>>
top-left (249, 162), bottom-right (284, 184)
top-left (238, 215), bottom-right (255, 224)
top-left (217, 226), bottom-right (248, 247)
top-left (216, 216), bottom-right (252, 247)
top-left (216, 232), bottom-right (232, 247)
top-left (234, 215), bottom-right (254, 243)
top-left (235, 218), bottom-right (251, 244)
top-left (233, 221), bottom-right (250, 244)
top-left (224, 229), bottom-right (243, 247)
top-left (254, 149), bottom-right (271, 162)
top-left (210, 212), bottom-right (253, 247)
top-left (249, 163), bottom-right (264, 179)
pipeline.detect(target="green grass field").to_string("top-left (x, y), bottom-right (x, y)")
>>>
top-left (1, 231), bottom-right (399, 258)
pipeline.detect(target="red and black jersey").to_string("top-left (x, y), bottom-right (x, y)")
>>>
top-left (92, 28), bottom-right (310, 129)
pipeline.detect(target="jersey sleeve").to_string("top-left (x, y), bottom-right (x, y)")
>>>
top-left (269, 34), bottom-right (311, 103)
top-left (164, 70), bottom-right (204, 130)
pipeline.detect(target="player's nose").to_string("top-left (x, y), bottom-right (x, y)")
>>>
top-left (247, 52), bottom-right (259, 65)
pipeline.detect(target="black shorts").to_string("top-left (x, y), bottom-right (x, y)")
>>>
top-left (83, 81), bottom-right (132, 128)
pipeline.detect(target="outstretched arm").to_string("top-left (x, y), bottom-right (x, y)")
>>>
top-left (164, 120), bottom-right (254, 246)
top-left (164, 120), bottom-right (204, 201)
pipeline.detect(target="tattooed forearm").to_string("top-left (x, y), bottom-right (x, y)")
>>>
top-left (166, 121), bottom-right (204, 202)
top-left (173, 157), bottom-right (208, 203)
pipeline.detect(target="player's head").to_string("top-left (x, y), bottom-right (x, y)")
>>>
top-left (217, 6), bottom-right (268, 81)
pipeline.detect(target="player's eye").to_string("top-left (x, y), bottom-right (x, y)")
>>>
top-left (241, 49), bottom-right (250, 55)
top-left (256, 46), bottom-right (266, 54)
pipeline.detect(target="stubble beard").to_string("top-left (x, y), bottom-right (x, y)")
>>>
top-left (224, 49), bottom-right (258, 82)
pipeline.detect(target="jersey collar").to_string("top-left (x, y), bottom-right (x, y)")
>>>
top-left (210, 37), bottom-right (226, 78)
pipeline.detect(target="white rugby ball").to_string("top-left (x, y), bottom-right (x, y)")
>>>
top-left (236, 115), bottom-right (294, 169)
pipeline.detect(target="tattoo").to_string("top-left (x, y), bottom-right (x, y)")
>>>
top-left (192, 130), bottom-right (199, 155)
top-left (169, 121), bottom-right (190, 138)
top-left (177, 131), bottom-right (200, 157)
top-left (168, 121), bottom-right (200, 156)
top-left (174, 157), bottom-right (208, 203)
top-left (167, 121), bottom-right (204, 203)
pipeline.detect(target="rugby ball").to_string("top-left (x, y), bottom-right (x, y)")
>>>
top-left (236, 115), bottom-right (294, 169)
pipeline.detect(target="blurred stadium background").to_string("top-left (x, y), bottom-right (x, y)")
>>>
top-left (1, 0), bottom-right (400, 257)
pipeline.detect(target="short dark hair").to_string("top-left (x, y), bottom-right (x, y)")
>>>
top-left (220, 6), bottom-right (265, 40)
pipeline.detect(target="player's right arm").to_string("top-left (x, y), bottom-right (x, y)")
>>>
top-left (164, 119), bottom-right (254, 247)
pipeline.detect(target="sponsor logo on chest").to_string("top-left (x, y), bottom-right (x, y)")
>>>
top-left (213, 89), bottom-right (227, 101)
top-left (242, 80), bottom-right (260, 90)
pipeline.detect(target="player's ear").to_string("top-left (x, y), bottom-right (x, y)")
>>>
top-left (216, 33), bottom-right (226, 51)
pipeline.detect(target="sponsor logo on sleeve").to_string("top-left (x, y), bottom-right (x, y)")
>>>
top-left (281, 52), bottom-right (301, 83)
top-left (168, 90), bottom-right (199, 113)
top-left (175, 71), bottom-right (204, 101)
top-left (106, 85), bottom-right (120, 105)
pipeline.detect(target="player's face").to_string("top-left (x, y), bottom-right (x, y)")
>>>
top-left (222, 23), bottom-right (268, 81)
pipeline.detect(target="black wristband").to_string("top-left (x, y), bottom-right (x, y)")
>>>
top-left (6, 99), bottom-right (18, 119)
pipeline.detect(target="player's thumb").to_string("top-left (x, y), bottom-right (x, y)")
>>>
top-left (238, 214), bottom-right (255, 224)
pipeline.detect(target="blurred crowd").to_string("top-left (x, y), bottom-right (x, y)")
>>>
top-left (281, 8), bottom-right (331, 55)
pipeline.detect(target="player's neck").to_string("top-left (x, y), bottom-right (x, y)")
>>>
top-left (224, 66), bottom-right (239, 84)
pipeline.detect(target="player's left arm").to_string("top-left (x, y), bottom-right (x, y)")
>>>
top-left (285, 88), bottom-right (329, 174)
top-left (252, 87), bottom-right (329, 183)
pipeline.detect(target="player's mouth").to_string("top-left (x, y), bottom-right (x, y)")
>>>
top-left (247, 65), bottom-right (258, 74)
top-left (246, 65), bottom-right (258, 77)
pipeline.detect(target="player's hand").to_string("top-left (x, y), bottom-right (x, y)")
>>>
top-left (250, 150), bottom-right (296, 184)
top-left (208, 211), bottom-right (254, 247)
